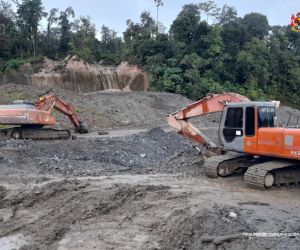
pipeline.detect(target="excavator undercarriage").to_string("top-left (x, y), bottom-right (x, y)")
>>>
top-left (244, 160), bottom-right (300, 189)
top-left (0, 126), bottom-right (71, 140)
top-left (204, 154), bottom-right (300, 189)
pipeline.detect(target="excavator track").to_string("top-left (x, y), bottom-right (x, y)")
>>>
top-left (204, 153), bottom-right (246, 178)
top-left (0, 127), bottom-right (71, 140)
top-left (244, 160), bottom-right (300, 189)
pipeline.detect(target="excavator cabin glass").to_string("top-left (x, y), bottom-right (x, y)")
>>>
top-left (224, 107), bottom-right (243, 142)
top-left (225, 107), bottom-right (243, 128)
top-left (258, 107), bottom-right (275, 128)
top-left (246, 107), bottom-right (255, 136)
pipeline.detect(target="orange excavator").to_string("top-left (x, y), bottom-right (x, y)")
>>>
top-left (168, 92), bottom-right (300, 189)
top-left (0, 95), bottom-right (88, 140)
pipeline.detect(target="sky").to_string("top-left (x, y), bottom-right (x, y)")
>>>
top-left (36, 0), bottom-right (300, 37)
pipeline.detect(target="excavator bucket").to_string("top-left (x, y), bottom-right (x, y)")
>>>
top-left (76, 122), bottom-right (89, 134)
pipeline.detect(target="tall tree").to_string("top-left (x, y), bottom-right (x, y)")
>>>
top-left (70, 15), bottom-right (97, 62)
top-left (198, 0), bottom-right (220, 23)
top-left (16, 0), bottom-right (47, 56)
top-left (47, 8), bottom-right (58, 40)
top-left (0, 0), bottom-right (15, 59)
top-left (154, 0), bottom-right (163, 24)
top-left (170, 4), bottom-right (207, 55)
top-left (43, 8), bottom-right (59, 57)
top-left (99, 25), bottom-right (122, 63)
top-left (59, 7), bottom-right (75, 55)
top-left (242, 13), bottom-right (269, 40)
top-left (218, 4), bottom-right (237, 25)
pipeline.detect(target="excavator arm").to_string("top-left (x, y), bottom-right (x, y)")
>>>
top-left (35, 95), bottom-right (88, 134)
top-left (167, 92), bottom-right (249, 152)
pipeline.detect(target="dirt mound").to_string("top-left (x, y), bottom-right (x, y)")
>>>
top-left (82, 91), bottom-right (192, 129)
top-left (159, 206), bottom-right (253, 250)
top-left (0, 84), bottom-right (192, 130)
top-left (158, 205), bottom-right (300, 250)
top-left (158, 149), bottom-right (204, 176)
top-left (0, 128), bottom-right (191, 177)
top-left (277, 106), bottom-right (300, 127)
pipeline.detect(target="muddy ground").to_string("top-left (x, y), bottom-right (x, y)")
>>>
top-left (0, 84), bottom-right (300, 250)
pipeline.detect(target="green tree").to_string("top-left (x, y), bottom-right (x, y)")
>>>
top-left (236, 38), bottom-right (269, 91)
top-left (123, 12), bottom-right (163, 65)
top-left (43, 8), bottom-right (59, 57)
top-left (190, 78), bottom-right (222, 100)
top-left (170, 4), bottom-right (202, 55)
top-left (71, 16), bottom-right (97, 62)
top-left (16, 0), bottom-right (47, 56)
top-left (242, 13), bottom-right (269, 40)
top-left (47, 8), bottom-right (58, 40)
top-left (0, 1), bottom-right (15, 59)
top-left (100, 25), bottom-right (122, 63)
top-left (198, 0), bottom-right (220, 23)
top-left (59, 7), bottom-right (75, 55)
top-left (221, 18), bottom-right (247, 55)
top-left (154, 0), bottom-right (163, 24)
top-left (218, 4), bottom-right (237, 25)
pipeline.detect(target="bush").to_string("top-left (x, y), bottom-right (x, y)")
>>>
top-left (1, 58), bottom-right (27, 73)
top-left (71, 48), bottom-right (95, 63)
top-left (189, 78), bottom-right (223, 100)
top-left (28, 56), bottom-right (44, 65)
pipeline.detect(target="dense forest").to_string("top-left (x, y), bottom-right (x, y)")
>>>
top-left (1, 0), bottom-right (300, 105)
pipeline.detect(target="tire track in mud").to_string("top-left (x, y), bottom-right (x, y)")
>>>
top-left (0, 179), bottom-right (169, 249)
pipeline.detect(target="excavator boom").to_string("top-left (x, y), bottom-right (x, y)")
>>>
top-left (167, 92), bottom-right (249, 150)
top-left (36, 95), bottom-right (88, 133)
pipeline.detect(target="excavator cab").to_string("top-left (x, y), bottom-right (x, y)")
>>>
top-left (219, 102), bottom-right (277, 153)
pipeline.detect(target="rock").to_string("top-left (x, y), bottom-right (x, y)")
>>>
top-left (228, 211), bottom-right (238, 219)
top-left (140, 153), bottom-right (147, 158)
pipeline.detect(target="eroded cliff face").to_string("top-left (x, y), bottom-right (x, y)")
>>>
top-left (1, 56), bottom-right (149, 92)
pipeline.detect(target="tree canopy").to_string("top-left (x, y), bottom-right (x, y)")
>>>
top-left (1, 0), bottom-right (300, 106)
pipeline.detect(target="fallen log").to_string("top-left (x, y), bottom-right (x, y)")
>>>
top-left (200, 233), bottom-right (245, 245)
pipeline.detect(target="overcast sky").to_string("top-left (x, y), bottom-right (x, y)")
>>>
top-left (38, 0), bottom-right (299, 36)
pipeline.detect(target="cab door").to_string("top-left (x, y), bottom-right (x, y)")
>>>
top-left (221, 107), bottom-right (245, 152)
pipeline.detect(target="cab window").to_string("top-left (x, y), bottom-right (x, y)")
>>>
top-left (246, 107), bottom-right (255, 136)
top-left (258, 107), bottom-right (275, 128)
top-left (225, 108), bottom-right (243, 128)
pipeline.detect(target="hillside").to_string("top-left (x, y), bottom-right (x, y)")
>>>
top-left (0, 56), bottom-right (149, 92)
